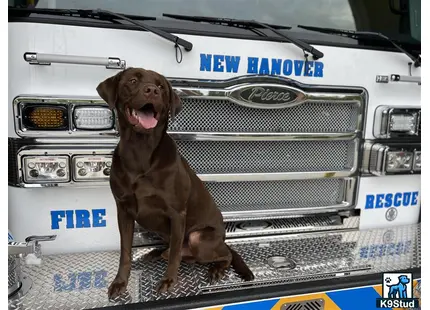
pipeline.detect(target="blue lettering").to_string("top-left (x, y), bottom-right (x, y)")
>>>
top-left (94, 270), bottom-right (108, 289)
top-left (75, 210), bottom-right (91, 228)
top-left (199, 54), bottom-right (212, 72)
top-left (385, 193), bottom-right (393, 208)
top-left (294, 60), bottom-right (304, 76)
top-left (225, 56), bottom-right (241, 73)
top-left (78, 272), bottom-right (92, 290)
top-left (375, 194), bottom-right (384, 208)
top-left (314, 61), bottom-right (324, 77)
top-left (411, 191), bottom-right (419, 205)
top-left (54, 270), bottom-right (108, 292)
top-left (213, 55), bottom-right (224, 72)
top-left (387, 243), bottom-right (396, 255)
top-left (369, 245), bottom-right (377, 258)
top-left (65, 210), bottom-right (74, 229)
top-left (394, 193), bottom-right (402, 207)
top-left (247, 57), bottom-right (259, 74)
top-left (54, 273), bottom-right (76, 292)
top-left (359, 242), bottom-right (411, 259)
top-left (51, 211), bottom-right (65, 230)
top-left (282, 60), bottom-right (293, 76)
top-left (402, 192), bottom-right (411, 206)
top-left (365, 195), bottom-right (375, 209)
top-left (271, 59), bottom-right (282, 75)
top-left (259, 58), bottom-right (270, 75)
top-left (360, 246), bottom-right (368, 258)
top-left (304, 61), bottom-right (314, 76)
top-left (92, 209), bottom-right (107, 228)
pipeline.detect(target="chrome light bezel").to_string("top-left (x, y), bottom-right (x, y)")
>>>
top-left (374, 106), bottom-right (420, 139)
top-left (13, 96), bottom-right (118, 138)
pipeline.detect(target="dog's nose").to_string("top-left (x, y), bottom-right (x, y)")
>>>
top-left (143, 85), bottom-right (160, 96)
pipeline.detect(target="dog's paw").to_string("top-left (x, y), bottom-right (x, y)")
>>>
top-left (108, 277), bottom-right (128, 299)
top-left (156, 276), bottom-right (177, 294)
top-left (208, 265), bottom-right (227, 284)
top-left (242, 270), bottom-right (255, 281)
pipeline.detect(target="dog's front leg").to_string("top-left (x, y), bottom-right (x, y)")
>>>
top-left (156, 212), bottom-right (186, 293)
top-left (108, 200), bottom-right (136, 299)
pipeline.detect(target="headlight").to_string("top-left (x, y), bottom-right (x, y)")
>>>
top-left (385, 151), bottom-right (413, 172)
top-left (72, 155), bottom-right (112, 181)
top-left (374, 106), bottom-right (420, 138)
top-left (22, 156), bottom-right (69, 183)
top-left (362, 143), bottom-right (420, 176)
top-left (73, 106), bottom-right (114, 130)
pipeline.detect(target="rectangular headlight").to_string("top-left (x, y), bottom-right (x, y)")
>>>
top-left (362, 143), bottom-right (420, 176)
top-left (72, 155), bottom-right (112, 181)
top-left (73, 106), bottom-right (114, 130)
top-left (23, 156), bottom-right (69, 183)
top-left (413, 151), bottom-right (421, 171)
top-left (375, 107), bottom-right (420, 138)
top-left (385, 151), bottom-right (413, 172)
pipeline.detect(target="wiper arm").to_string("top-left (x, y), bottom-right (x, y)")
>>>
top-left (163, 13), bottom-right (324, 60)
top-left (297, 25), bottom-right (420, 67)
top-left (9, 7), bottom-right (193, 53)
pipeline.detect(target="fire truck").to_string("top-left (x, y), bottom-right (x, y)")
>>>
top-left (8, 0), bottom-right (421, 309)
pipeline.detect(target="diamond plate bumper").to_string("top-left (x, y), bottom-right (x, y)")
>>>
top-left (8, 223), bottom-right (420, 310)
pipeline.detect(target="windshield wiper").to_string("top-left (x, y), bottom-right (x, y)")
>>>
top-left (9, 7), bottom-right (156, 21)
top-left (9, 7), bottom-right (193, 53)
top-left (297, 25), bottom-right (420, 67)
top-left (163, 13), bottom-right (323, 60)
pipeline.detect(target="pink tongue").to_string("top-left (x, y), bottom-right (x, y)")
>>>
top-left (137, 111), bottom-right (158, 129)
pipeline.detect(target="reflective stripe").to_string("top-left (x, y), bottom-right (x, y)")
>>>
top-left (201, 279), bottom-right (420, 310)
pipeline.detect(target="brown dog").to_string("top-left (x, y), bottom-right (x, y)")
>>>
top-left (96, 68), bottom-right (254, 299)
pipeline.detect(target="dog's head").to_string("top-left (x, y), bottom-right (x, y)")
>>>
top-left (398, 275), bottom-right (410, 285)
top-left (96, 67), bottom-right (182, 134)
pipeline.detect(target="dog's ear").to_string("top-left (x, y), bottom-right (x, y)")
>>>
top-left (167, 81), bottom-right (183, 122)
top-left (96, 71), bottom-right (123, 109)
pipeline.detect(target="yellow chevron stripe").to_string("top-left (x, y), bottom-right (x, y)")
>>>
top-left (271, 293), bottom-right (340, 310)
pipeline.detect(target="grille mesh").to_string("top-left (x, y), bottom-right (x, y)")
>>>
top-left (169, 98), bottom-right (359, 133)
top-left (204, 179), bottom-right (346, 211)
top-left (176, 140), bottom-right (356, 174)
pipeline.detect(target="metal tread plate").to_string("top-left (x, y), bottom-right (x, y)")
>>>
top-left (9, 224), bottom-right (420, 310)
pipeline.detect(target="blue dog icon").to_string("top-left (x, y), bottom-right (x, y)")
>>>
top-left (387, 275), bottom-right (410, 298)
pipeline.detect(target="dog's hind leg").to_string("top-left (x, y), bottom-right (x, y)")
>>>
top-left (188, 228), bottom-right (254, 283)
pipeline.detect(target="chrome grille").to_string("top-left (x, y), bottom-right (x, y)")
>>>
top-left (204, 179), bottom-right (350, 220)
top-left (169, 98), bottom-right (360, 133)
top-left (176, 139), bottom-right (356, 174)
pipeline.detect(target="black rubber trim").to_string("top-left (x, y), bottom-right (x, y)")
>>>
top-left (95, 267), bottom-right (420, 310)
top-left (8, 16), bottom-right (421, 56)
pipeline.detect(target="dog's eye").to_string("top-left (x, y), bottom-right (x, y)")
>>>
top-left (157, 85), bottom-right (164, 90)
top-left (129, 78), bottom-right (137, 84)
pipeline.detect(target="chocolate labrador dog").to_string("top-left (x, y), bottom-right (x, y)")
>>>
top-left (96, 68), bottom-right (254, 299)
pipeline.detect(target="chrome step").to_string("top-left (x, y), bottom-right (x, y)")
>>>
top-left (8, 223), bottom-right (420, 309)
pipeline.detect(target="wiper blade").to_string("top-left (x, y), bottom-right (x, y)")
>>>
top-left (297, 25), bottom-right (420, 67)
top-left (9, 7), bottom-right (156, 21)
top-left (163, 13), bottom-right (323, 60)
top-left (9, 7), bottom-right (193, 52)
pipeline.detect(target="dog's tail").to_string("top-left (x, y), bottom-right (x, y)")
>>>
top-left (226, 244), bottom-right (255, 281)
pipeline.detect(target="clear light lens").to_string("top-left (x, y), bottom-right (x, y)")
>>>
top-left (413, 151), bottom-right (421, 171)
top-left (389, 114), bottom-right (417, 132)
top-left (385, 151), bottom-right (414, 172)
top-left (73, 155), bottom-right (112, 181)
top-left (73, 106), bottom-right (114, 130)
top-left (23, 156), bottom-right (69, 183)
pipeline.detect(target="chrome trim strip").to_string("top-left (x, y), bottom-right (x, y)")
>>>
top-left (13, 140), bottom-right (359, 187)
